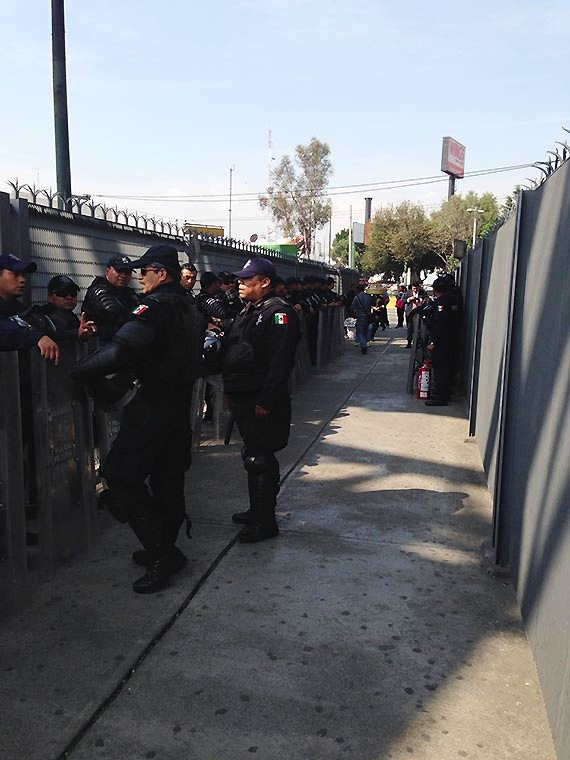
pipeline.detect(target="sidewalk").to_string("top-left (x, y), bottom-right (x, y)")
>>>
top-left (0, 326), bottom-right (556, 760)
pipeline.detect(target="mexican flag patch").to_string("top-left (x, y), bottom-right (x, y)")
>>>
top-left (132, 303), bottom-right (149, 315)
top-left (274, 312), bottom-right (288, 325)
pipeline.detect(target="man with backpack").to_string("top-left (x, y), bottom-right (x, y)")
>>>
top-left (71, 245), bottom-right (203, 594)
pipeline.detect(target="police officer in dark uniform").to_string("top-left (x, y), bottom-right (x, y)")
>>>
top-left (222, 257), bottom-right (300, 543)
top-left (71, 245), bottom-right (197, 594)
top-left (24, 275), bottom-right (97, 342)
top-left (423, 276), bottom-right (455, 407)
top-left (82, 255), bottom-right (139, 341)
top-left (0, 253), bottom-right (59, 360)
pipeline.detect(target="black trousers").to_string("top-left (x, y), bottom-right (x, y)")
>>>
top-left (101, 392), bottom-right (192, 553)
top-left (430, 345), bottom-right (453, 402)
top-left (232, 392), bottom-right (291, 453)
top-left (231, 392), bottom-right (291, 524)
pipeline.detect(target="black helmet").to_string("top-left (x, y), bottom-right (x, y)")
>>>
top-left (202, 332), bottom-right (224, 375)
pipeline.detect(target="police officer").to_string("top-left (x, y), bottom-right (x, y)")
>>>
top-left (423, 277), bottom-right (455, 407)
top-left (71, 245), bottom-right (197, 594)
top-left (82, 255), bottom-right (139, 341)
top-left (0, 253), bottom-right (59, 360)
top-left (222, 257), bottom-right (299, 543)
top-left (25, 275), bottom-right (97, 342)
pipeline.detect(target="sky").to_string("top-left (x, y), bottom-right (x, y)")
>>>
top-left (1, 0), bottom-right (569, 258)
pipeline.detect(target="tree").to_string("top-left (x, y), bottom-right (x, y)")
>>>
top-left (500, 185), bottom-right (521, 220)
top-left (430, 191), bottom-right (500, 267)
top-left (362, 202), bottom-right (438, 279)
top-left (330, 228), bottom-right (365, 269)
top-left (259, 138), bottom-right (332, 259)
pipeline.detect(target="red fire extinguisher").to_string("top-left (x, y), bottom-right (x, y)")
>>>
top-left (417, 359), bottom-right (431, 399)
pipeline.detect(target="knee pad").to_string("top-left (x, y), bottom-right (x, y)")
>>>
top-left (99, 487), bottom-right (131, 524)
top-left (243, 450), bottom-right (278, 475)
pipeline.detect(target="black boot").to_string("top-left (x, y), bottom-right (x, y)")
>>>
top-left (132, 548), bottom-right (158, 567)
top-left (239, 470), bottom-right (279, 544)
top-left (132, 547), bottom-right (187, 594)
top-left (232, 508), bottom-right (254, 525)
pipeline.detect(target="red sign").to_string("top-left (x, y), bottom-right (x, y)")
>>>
top-left (441, 136), bottom-right (465, 178)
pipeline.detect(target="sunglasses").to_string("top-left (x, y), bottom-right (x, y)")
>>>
top-left (140, 267), bottom-right (162, 276)
top-left (53, 290), bottom-right (78, 298)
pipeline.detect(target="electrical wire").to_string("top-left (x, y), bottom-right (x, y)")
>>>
top-left (90, 162), bottom-right (533, 203)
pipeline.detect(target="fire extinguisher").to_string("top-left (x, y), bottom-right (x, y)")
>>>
top-left (417, 359), bottom-right (431, 399)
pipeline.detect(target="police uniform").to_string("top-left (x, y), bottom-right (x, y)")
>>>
top-left (222, 258), bottom-right (300, 543)
top-left (0, 255), bottom-right (45, 351)
top-left (423, 277), bottom-right (456, 406)
top-left (82, 255), bottom-right (139, 341)
top-left (72, 245), bottom-right (196, 594)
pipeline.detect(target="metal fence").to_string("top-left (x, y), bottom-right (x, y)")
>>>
top-left (0, 189), bottom-right (351, 614)
top-left (461, 158), bottom-right (570, 760)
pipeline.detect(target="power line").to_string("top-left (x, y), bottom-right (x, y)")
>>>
top-left (90, 162), bottom-right (533, 203)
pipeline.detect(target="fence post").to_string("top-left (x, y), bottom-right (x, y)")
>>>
top-left (491, 193), bottom-right (525, 566)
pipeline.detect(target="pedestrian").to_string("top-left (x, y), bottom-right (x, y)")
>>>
top-left (350, 284), bottom-right (373, 354)
top-left (0, 253), bottom-right (59, 360)
top-left (71, 245), bottom-right (201, 594)
top-left (423, 277), bottom-right (455, 407)
top-left (405, 282), bottom-right (424, 348)
top-left (222, 257), bottom-right (300, 543)
top-left (82, 255), bottom-right (139, 341)
top-left (395, 283), bottom-right (406, 327)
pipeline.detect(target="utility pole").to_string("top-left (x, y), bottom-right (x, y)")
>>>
top-left (328, 206), bottom-right (333, 263)
top-left (348, 205), bottom-right (354, 269)
top-left (51, 0), bottom-right (72, 210)
top-left (466, 207), bottom-right (485, 248)
top-left (228, 166), bottom-right (233, 238)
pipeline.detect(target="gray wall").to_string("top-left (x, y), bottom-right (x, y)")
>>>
top-left (461, 161), bottom-right (570, 759)
top-left (0, 193), bottom-right (357, 305)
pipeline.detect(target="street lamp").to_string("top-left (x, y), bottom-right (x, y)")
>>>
top-left (466, 207), bottom-right (485, 249)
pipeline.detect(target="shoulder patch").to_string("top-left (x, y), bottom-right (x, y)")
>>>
top-left (132, 304), bottom-right (149, 316)
top-left (437, 305), bottom-right (445, 312)
top-left (274, 312), bottom-right (288, 325)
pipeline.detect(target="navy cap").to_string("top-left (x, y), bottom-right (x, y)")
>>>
top-left (128, 245), bottom-right (181, 272)
top-left (107, 255), bottom-right (133, 271)
top-left (48, 275), bottom-right (79, 294)
top-left (0, 253), bottom-right (37, 273)
top-left (233, 257), bottom-right (276, 279)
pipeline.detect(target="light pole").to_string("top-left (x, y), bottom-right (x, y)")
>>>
top-left (466, 207), bottom-right (485, 249)
top-left (228, 166), bottom-right (234, 238)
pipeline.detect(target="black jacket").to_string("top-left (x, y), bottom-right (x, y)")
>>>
top-left (0, 297), bottom-right (44, 352)
top-left (222, 293), bottom-right (300, 410)
top-left (82, 276), bottom-right (139, 341)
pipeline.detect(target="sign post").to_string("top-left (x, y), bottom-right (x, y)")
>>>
top-left (441, 136), bottom-right (466, 198)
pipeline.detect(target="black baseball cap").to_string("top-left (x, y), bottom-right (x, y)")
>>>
top-left (233, 257), bottom-right (276, 279)
top-left (128, 245), bottom-right (182, 272)
top-left (48, 275), bottom-right (79, 295)
top-left (0, 253), bottom-right (37, 273)
top-left (107, 255), bottom-right (133, 271)
top-left (218, 270), bottom-right (235, 283)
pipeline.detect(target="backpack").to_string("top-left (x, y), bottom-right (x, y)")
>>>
top-left (149, 290), bottom-right (206, 385)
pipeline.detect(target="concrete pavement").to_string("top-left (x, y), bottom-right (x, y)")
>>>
top-left (0, 325), bottom-right (556, 760)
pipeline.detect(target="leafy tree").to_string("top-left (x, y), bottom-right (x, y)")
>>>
top-left (500, 185), bottom-right (521, 220)
top-left (362, 202), bottom-right (438, 279)
top-left (430, 191), bottom-right (499, 267)
top-left (330, 228), bottom-right (364, 269)
top-left (259, 138), bottom-right (332, 259)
